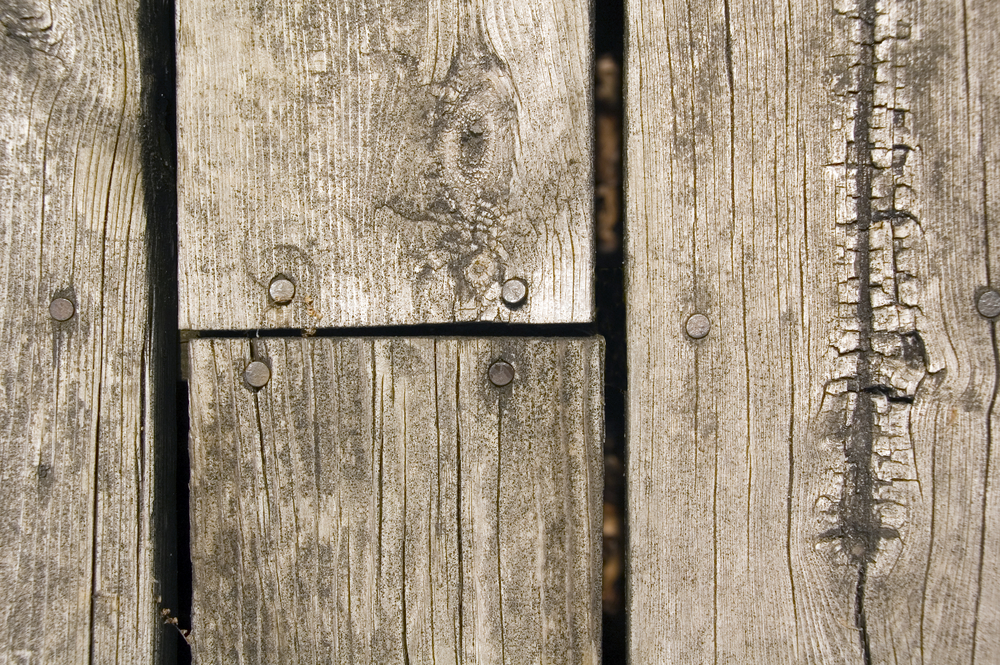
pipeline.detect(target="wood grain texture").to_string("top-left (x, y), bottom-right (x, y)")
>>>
top-left (187, 337), bottom-right (603, 664)
top-left (176, 0), bottom-right (593, 330)
top-left (626, 0), bottom-right (1000, 661)
top-left (0, 0), bottom-right (174, 662)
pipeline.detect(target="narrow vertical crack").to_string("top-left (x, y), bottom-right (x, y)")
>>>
top-left (971, 1), bottom-right (996, 658)
top-left (720, 2), bottom-right (735, 661)
top-left (376, 362), bottom-right (385, 625)
top-left (248, 343), bottom-right (272, 518)
top-left (847, 1), bottom-right (876, 659)
top-left (88, 384), bottom-right (104, 665)
top-left (971, 320), bottom-right (998, 664)
top-left (838, 1), bottom-right (877, 661)
top-left (495, 383), bottom-right (506, 665)
top-left (400, 354), bottom-right (411, 665)
top-left (430, 341), bottom-right (441, 663)
top-left (855, 564), bottom-right (873, 665)
top-left (454, 353), bottom-right (465, 661)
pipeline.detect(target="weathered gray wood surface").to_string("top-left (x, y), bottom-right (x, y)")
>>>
top-left (176, 0), bottom-right (593, 330)
top-left (0, 0), bottom-right (173, 662)
top-left (626, 0), bottom-right (1000, 662)
top-left (188, 337), bottom-right (603, 664)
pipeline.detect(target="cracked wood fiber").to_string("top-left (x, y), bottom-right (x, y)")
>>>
top-left (0, 0), bottom-right (174, 662)
top-left (187, 337), bottom-right (603, 664)
top-left (176, 0), bottom-right (593, 330)
top-left (626, 0), bottom-right (1000, 662)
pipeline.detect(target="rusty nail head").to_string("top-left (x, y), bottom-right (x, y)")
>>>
top-left (977, 289), bottom-right (1000, 319)
top-left (269, 275), bottom-right (295, 305)
top-left (49, 298), bottom-right (75, 322)
top-left (501, 278), bottom-right (528, 308)
top-left (244, 360), bottom-right (271, 389)
top-left (686, 313), bottom-right (711, 339)
top-left (488, 360), bottom-right (515, 387)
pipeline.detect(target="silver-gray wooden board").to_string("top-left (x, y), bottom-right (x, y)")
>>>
top-left (187, 337), bottom-right (603, 664)
top-left (626, 0), bottom-right (1000, 661)
top-left (0, 0), bottom-right (170, 661)
top-left (176, 1), bottom-right (593, 330)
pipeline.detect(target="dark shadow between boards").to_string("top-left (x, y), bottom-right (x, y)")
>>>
top-left (594, 0), bottom-right (627, 662)
top-left (147, 0), bottom-right (626, 662)
top-left (139, 0), bottom-right (191, 660)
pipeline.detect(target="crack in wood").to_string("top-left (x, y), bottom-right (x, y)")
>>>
top-left (815, 0), bottom-right (930, 660)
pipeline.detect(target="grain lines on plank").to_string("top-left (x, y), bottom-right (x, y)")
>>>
top-left (0, 0), bottom-right (172, 662)
top-left (177, 0), bottom-right (593, 330)
top-left (187, 337), bottom-right (603, 664)
top-left (626, 0), bottom-right (1000, 661)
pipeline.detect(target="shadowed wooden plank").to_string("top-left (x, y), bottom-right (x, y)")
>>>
top-left (176, 0), bottom-right (593, 330)
top-left (626, 0), bottom-right (1000, 661)
top-left (187, 337), bottom-right (602, 664)
top-left (0, 0), bottom-right (175, 661)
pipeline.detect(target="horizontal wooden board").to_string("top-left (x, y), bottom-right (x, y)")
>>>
top-left (187, 337), bottom-right (603, 664)
top-left (176, 0), bottom-right (593, 330)
top-left (0, 0), bottom-right (175, 662)
top-left (626, 0), bottom-right (1000, 661)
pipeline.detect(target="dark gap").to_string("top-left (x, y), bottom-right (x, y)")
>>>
top-left (594, 0), bottom-right (627, 662)
top-left (843, 0), bottom-right (878, 662)
top-left (138, 0), bottom-right (189, 661)
top-left (181, 321), bottom-right (596, 339)
top-left (856, 564), bottom-right (873, 665)
top-left (173, 382), bottom-right (193, 645)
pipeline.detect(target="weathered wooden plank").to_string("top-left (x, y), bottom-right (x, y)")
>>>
top-left (187, 337), bottom-right (602, 664)
top-left (176, 0), bottom-right (593, 330)
top-left (903, 2), bottom-right (1000, 661)
top-left (975, 0), bottom-right (1000, 657)
top-left (626, 0), bottom-right (1000, 661)
top-left (0, 0), bottom-right (176, 662)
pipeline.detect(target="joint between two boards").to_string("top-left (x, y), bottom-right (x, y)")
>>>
top-left (179, 322), bottom-right (599, 341)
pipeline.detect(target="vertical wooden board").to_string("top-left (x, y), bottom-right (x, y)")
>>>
top-left (626, 0), bottom-right (1000, 662)
top-left (974, 0), bottom-right (1000, 658)
top-left (187, 337), bottom-right (602, 664)
top-left (898, 1), bottom-right (1000, 661)
top-left (626, 0), bottom-right (838, 659)
top-left (0, 0), bottom-right (170, 662)
top-left (176, 0), bottom-right (593, 330)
